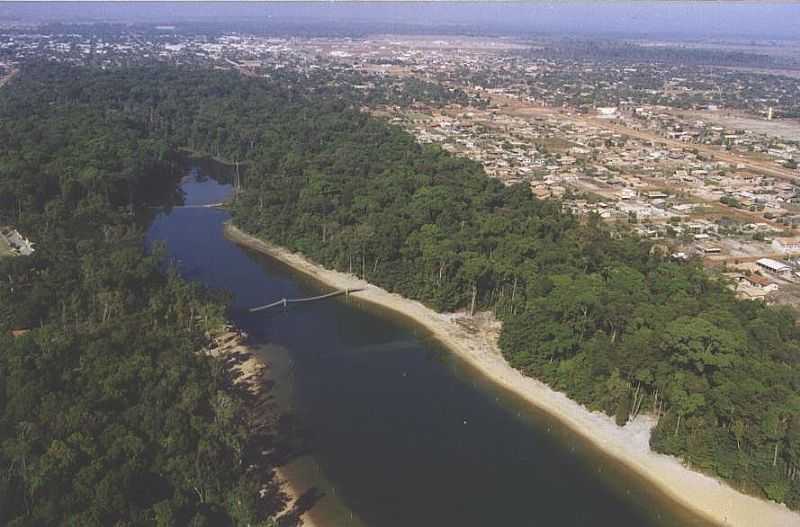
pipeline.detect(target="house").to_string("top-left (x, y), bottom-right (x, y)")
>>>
top-left (672, 203), bottom-right (695, 214)
top-left (736, 286), bottom-right (769, 300)
top-left (756, 258), bottom-right (792, 277)
top-left (688, 220), bottom-right (717, 235)
top-left (742, 274), bottom-right (778, 292)
top-left (771, 237), bottom-right (800, 255)
top-left (728, 273), bottom-right (779, 300)
top-left (596, 107), bottom-right (618, 119)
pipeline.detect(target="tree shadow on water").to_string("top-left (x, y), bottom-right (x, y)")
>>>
top-left (276, 487), bottom-right (325, 527)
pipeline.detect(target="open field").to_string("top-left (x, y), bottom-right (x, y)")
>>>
top-left (688, 111), bottom-right (800, 142)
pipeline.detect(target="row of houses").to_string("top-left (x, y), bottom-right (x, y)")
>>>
top-left (728, 272), bottom-right (779, 301)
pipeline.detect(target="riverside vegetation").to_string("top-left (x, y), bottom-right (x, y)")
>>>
top-left (1, 64), bottom-right (799, 519)
top-left (0, 66), bottom-right (287, 526)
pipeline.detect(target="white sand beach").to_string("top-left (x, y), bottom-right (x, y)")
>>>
top-left (225, 222), bottom-right (800, 527)
top-left (207, 326), bottom-right (320, 527)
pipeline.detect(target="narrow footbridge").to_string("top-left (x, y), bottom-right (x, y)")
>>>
top-left (178, 202), bottom-right (226, 209)
top-left (248, 288), bottom-right (363, 313)
top-left (148, 203), bottom-right (225, 210)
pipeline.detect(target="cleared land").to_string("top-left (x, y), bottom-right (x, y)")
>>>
top-left (687, 111), bottom-right (800, 142)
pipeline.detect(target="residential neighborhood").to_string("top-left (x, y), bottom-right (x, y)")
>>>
top-left (3, 27), bottom-right (800, 304)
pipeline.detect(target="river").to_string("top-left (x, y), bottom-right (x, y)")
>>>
top-left (145, 161), bottom-right (716, 527)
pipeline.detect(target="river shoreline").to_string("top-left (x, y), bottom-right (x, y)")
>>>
top-left (275, 467), bottom-right (321, 527)
top-left (224, 222), bottom-right (800, 527)
top-left (206, 327), bottom-right (319, 527)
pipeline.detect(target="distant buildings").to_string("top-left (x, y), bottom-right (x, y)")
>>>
top-left (729, 272), bottom-right (779, 300)
top-left (771, 237), bottom-right (800, 255)
top-left (596, 107), bottom-right (619, 119)
top-left (756, 258), bottom-right (792, 277)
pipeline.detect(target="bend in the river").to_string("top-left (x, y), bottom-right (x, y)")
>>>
top-left (145, 160), bottom-right (717, 527)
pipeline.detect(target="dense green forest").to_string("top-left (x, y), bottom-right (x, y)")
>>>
top-left (173, 66), bottom-right (800, 507)
top-left (0, 66), bottom-right (285, 526)
top-left (2, 63), bottom-right (799, 518)
top-left (226, 94), bottom-right (800, 508)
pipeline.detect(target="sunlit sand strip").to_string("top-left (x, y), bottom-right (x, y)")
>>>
top-left (207, 326), bottom-right (319, 527)
top-left (225, 222), bottom-right (800, 527)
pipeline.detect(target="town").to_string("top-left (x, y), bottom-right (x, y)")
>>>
top-left (4, 4), bottom-right (800, 527)
top-left (3, 25), bottom-right (800, 304)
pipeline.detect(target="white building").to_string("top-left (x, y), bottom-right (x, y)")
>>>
top-left (771, 237), bottom-right (800, 255)
top-left (596, 107), bottom-right (619, 119)
top-left (756, 258), bottom-right (792, 277)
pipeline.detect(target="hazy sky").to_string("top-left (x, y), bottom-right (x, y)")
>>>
top-left (1, 2), bottom-right (799, 40)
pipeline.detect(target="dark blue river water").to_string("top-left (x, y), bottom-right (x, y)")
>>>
top-left (145, 165), bottom-right (715, 527)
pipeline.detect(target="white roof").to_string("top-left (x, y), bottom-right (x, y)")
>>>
top-left (756, 258), bottom-right (790, 272)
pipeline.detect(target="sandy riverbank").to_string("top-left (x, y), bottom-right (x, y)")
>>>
top-left (274, 467), bottom-right (321, 527)
top-left (207, 327), bottom-right (319, 527)
top-left (225, 222), bottom-right (800, 527)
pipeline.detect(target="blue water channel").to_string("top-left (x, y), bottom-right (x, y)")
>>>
top-left (145, 163), bottom-right (716, 527)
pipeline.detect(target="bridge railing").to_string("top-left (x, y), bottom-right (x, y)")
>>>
top-left (248, 288), bottom-right (363, 313)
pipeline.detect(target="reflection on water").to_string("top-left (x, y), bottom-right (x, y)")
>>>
top-left (145, 163), bottom-right (716, 527)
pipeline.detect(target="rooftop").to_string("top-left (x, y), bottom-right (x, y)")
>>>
top-left (756, 258), bottom-right (791, 272)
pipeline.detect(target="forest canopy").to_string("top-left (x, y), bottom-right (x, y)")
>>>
top-left (0, 65), bottom-right (284, 526)
top-left (1, 63), bottom-right (799, 521)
